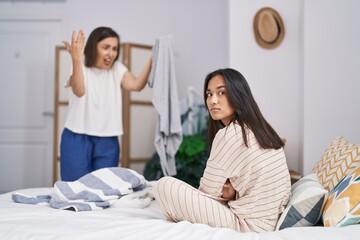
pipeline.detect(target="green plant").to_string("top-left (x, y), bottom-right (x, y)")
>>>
top-left (144, 103), bottom-right (209, 188)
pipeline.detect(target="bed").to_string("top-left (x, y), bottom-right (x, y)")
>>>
top-left (2, 136), bottom-right (360, 240)
top-left (1, 186), bottom-right (359, 240)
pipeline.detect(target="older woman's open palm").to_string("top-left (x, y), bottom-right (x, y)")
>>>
top-left (63, 30), bottom-right (85, 61)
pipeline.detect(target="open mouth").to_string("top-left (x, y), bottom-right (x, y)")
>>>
top-left (104, 58), bottom-right (112, 66)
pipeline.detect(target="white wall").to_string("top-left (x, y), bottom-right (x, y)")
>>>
top-left (303, 0), bottom-right (360, 173)
top-left (0, 0), bottom-right (228, 100)
top-left (229, 0), bottom-right (360, 175)
top-left (229, 0), bottom-right (303, 172)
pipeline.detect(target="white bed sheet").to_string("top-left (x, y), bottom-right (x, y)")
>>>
top-left (0, 187), bottom-right (359, 240)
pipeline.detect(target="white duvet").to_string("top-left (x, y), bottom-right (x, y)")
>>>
top-left (0, 187), bottom-right (359, 240)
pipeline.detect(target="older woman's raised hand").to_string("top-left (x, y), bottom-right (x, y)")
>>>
top-left (63, 30), bottom-right (85, 62)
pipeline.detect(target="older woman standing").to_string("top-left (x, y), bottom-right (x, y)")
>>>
top-left (60, 27), bottom-right (152, 181)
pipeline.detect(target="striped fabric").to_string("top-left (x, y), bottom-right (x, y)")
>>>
top-left (313, 137), bottom-right (360, 191)
top-left (153, 123), bottom-right (291, 232)
top-left (12, 167), bottom-right (148, 211)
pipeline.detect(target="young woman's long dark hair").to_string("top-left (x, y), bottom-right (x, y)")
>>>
top-left (84, 26), bottom-right (120, 67)
top-left (203, 68), bottom-right (284, 150)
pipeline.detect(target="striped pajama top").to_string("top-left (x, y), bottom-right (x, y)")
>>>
top-left (199, 122), bottom-right (291, 231)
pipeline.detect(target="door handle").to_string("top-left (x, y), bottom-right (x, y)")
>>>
top-left (43, 111), bottom-right (54, 117)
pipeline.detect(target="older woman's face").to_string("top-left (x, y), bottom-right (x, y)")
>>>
top-left (205, 75), bottom-right (235, 126)
top-left (94, 37), bottom-right (118, 69)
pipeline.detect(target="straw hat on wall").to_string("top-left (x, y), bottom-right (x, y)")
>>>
top-left (253, 7), bottom-right (285, 49)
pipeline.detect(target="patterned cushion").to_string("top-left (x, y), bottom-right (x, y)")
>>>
top-left (313, 137), bottom-right (360, 191)
top-left (276, 173), bottom-right (328, 230)
top-left (323, 166), bottom-right (360, 227)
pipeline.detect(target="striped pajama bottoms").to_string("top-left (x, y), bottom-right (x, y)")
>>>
top-left (153, 176), bottom-right (250, 232)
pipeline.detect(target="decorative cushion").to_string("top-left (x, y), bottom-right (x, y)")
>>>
top-left (276, 173), bottom-right (328, 230)
top-left (313, 137), bottom-right (360, 191)
top-left (322, 166), bottom-right (360, 227)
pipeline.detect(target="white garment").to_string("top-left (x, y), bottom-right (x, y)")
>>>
top-left (65, 61), bottom-right (128, 137)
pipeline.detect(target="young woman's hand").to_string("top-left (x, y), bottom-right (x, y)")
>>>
top-left (63, 30), bottom-right (85, 62)
top-left (221, 179), bottom-right (236, 201)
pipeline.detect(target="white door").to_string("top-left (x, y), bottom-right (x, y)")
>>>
top-left (0, 19), bottom-right (61, 193)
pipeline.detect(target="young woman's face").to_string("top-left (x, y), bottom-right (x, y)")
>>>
top-left (94, 37), bottom-right (118, 69)
top-left (206, 75), bottom-right (235, 126)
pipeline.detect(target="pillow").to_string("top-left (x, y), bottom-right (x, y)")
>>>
top-left (313, 137), bottom-right (360, 191)
top-left (322, 166), bottom-right (360, 227)
top-left (276, 173), bottom-right (328, 230)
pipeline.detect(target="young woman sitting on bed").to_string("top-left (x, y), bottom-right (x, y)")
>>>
top-left (153, 68), bottom-right (291, 232)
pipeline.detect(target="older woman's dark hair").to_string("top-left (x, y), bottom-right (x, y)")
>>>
top-left (84, 27), bottom-right (120, 67)
top-left (203, 68), bottom-right (284, 150)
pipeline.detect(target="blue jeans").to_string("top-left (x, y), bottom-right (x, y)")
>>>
top-left (60, 128), bottom-right (120, 181)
